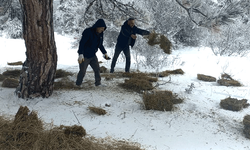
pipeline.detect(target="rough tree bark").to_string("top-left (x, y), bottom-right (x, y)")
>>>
top-left (16, 0), bottom-right (57, 98)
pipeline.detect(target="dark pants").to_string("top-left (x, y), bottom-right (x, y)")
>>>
top-left (76, 55), bottom-right (101, 86)
top-left (110, 45), bottom-right (130, 73)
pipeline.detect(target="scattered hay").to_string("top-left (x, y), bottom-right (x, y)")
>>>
top-left (89, 106), bottom-right (107, 115)
top-left (2, 69), bottom-right (21, 78)
top-left (243, 115), bottom-right (250, 139)
top-left (7, 61), bottom-right (23, 66)
top-left (217, 73), bottom-right (241, 86)
top-left (152, 69), bottom-right (184, 77)
top-left (122, 72), bottom-right (158, 82)
top-left (120, 78), bottom-right (154, 92)
top-left (55, 69), bottom-right (74, 79)
top-left (220, 97), bottom-right (249, 111)
top-left (143, 90), bottom-right (183, 111)
top-left (2, 78), bottom-right (19, 88)
top-left (54, 77), bottom-right (81, 90)
top-left (197, 74), bottom-right (216, 82)
top-left (100, 66), bottom-right (108, 73)
top-left (0, 106), bottom-right (144, 150)
top-left (145, 31), bottom-right (172, 54)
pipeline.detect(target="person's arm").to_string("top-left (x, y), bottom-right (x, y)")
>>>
top-left (135, 26), bottom-right (150, 36)
top-left (78, 29), bottom-right (90, 55)
top-left (99, 44), bottom-right (107, 55)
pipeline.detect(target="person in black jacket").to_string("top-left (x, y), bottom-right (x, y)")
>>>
top-left (110, 18), bottom-right (150, 73)
top-left (76, 19), bottom-right (110, 87)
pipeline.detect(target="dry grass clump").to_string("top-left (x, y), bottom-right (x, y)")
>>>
top-left (120, 78), bottom-right (154, 92)
top-left (122, 72), bottom-right (158, 82)
top-left (55, 69), bottom-right (74, 79)
top-left (143, 90), bottom-right (183, 111)
top-left (54, 77), bottom-right (81, 90)
top-left (0, 74), bottom-right (6, 81)
top-left (100, 66), bottom-right (108, 73)
top-left (2, 78), bottom-right (19, 88)
top-left (2, 69), bottom-right (21, 78)
top-left (0, 106), bottom-right (144, 150)
top-left (197, 74), bottom-right (216, 82)
top-left (151, 69), bottom-right (184, 77)
top-left (7, 61), bottom-right (23, 66)
top-left (220, 97), bottom-right (249, 111)
top-left (243, 115), bottom-right (250, 139)
top-left (89, 106), bottom-right (107, 115)
top-left (217, 73), bottom-right (241, 86)
top-left (146, 31), bottom-right (172, 54)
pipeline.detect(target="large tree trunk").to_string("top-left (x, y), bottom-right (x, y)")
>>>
top-left (16, 0), bottom-right (57, 98)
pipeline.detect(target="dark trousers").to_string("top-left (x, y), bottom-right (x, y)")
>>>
top-left (76, 55), bottom-right (101, 86)
top-left (110, 45), bottom-right (130, 72)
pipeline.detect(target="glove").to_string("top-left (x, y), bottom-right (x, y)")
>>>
top-left (78, 54), bottom-right (84, 64)
top-left (103, 53), bottom-right (111, 60)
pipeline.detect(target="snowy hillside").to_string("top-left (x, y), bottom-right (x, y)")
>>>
top-left (0, 34), bottom-right (250, 150)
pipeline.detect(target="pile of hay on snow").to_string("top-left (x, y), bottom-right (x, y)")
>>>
top-left (55, 69), bottom-right (74, 79)
top-left (100, 66), bottom-right (108, 73)
top-left (0, 74), bottom-right (6, 81)
top-left (151, 69), bottom-right (184, 77)
top-left (122, 72), bottom-right (158, 82)
top-left (220, 97), bottom-right (249, 111)
top-left (145, 31), bottom-right (172, 54)
top-left (197, 74), bottom-right (216, 82)
top-left (243, 115), bottom-right (250, 139)
top-left (7, 61), bottom-right (23, 66)
top-left (2, 69), bottom-right (21, 78)
top-left (2, 78), bottom-right (19, 88)
top-left (217, 73), bottom-right (241, 86)
top-left (143, 90), bottom-right (183, 111)
top-left (54, 77), bottom-right (81, 90)
top-left (0, 106), bottom-right (144, 150)
top-left (89, 106), bottom-right (107, 115)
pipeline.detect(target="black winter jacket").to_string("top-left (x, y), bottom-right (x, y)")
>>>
top-left (116, 20), bottom-right (150, 48)
top-left (78, 19), bottom-right (107, 58)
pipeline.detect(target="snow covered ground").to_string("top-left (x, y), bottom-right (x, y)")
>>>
top-left (0, 34), bottom-right (250, 150)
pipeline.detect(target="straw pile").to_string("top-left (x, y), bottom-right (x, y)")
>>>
top-left (55, 69), bottom-right (74, 79)
top-left (2, 78), bottom-right (19, 88)
top-left (243, 115), bottom-right (250, 139)
top-left (197, 74), bottom-right (216, 82)
top-left (0, 106), bottom-right (144, 150)
top-left (100, 66), bottom-right (108, 73)
top-left (217, 73), bottom-right (241, 86)
top-left (220, 97), bottom-right (249, 111)
top-left (89, 106), bottom-right (107, 115)
top-left (54, 77), bottom-right (81, 90)
top-left (151, 69), bottom-right (184, 77)
top-left (146, 31), bottom-right (172, 54)
top-left (143, 90), bottom-right (183, 111)
top-left (2, 70), bottom-right (21, 78)
top-left (7, 61), bottom-right (23, 66)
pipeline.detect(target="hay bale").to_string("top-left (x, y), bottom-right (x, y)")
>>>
top-left (7, 61), bottom-right (23, 66)
top-left (54, 77), bottom-right (81, 90)
top-left (122, 72), bottom-right (158, 82)
top-left (100, 66), bottom-right (108, 73)
top-left (55, 69), bottom-right (73, 79)
top-left (143, 91), bottom-right (174, 111)
top-left (62, 125), bottom-right (86, 138)
top-left (217, 73), bottom-right (241, 86)
top-left (2, 78), bottom-right (19, 88)
top-left (197, 74), bottom-right (216, 82)
top-left (2, 70), bottom-right (21, 78)
top-left (146, 31), bottom-right (172, 54)
top-left (0, 106), bottom-right (144, 150)
top-left (120, 78), bottom-right (154, 92)
top-left (243, 115), bottom-right (250, 139)
top-left (220, 97), bottom-right (249, 111)
top-left (156, 69), bottom-right (184, 77)
top-left (89, 106), bottom-right (107, 115)
top-left (0, 74), bottom-right (6, 81)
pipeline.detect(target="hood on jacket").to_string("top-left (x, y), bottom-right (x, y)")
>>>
top-left (92, 19), bottom-right (107, 31)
